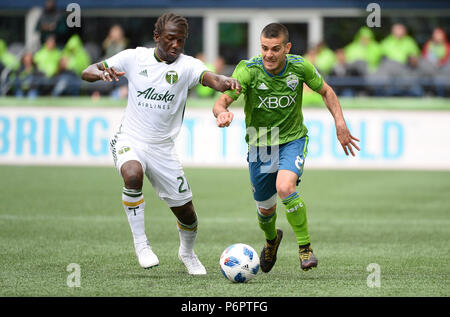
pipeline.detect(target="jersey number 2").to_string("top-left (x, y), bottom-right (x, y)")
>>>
top-left (177, 176), bottom-right (190, 193)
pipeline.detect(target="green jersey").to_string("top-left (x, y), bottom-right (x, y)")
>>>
top-left (225, 54), bottom-right (324, 146)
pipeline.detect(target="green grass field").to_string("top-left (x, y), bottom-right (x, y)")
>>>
top-left (0, 166), bottom-right (449, 297)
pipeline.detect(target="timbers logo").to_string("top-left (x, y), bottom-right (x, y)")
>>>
top-left (165, 70), bottom-right (178, 84)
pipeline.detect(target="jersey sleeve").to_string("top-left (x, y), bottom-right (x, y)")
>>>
top-left (303, 59), bottom-right (324, 92)
top-left (187, 57), bottom-right (209, 89)
top-left (104, 49), bottom-right (135, 74)
top-left (224, 60), bottom-right (250, 100)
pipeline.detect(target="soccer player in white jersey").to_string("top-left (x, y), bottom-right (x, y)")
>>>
top-left (81, 13), bottom-right (241, 275)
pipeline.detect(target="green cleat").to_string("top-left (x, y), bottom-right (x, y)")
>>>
top-left (299, 244), bottom-right (318, 271)
top-left (260, 229), bottom-right (283, 273)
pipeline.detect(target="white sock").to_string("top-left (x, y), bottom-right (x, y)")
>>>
top-left (177, 220), bottom-right (198, 255)
top-left (122, 188), bottom-right (148, 251)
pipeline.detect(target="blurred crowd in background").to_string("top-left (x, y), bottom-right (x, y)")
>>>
top-left (306, 24), bottom-right (450, 98)
top-left (0, 0), bottom-right (449, 99)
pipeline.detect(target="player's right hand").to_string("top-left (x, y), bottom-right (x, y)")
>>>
top-left (216, 111), bottom-right (234, 128)
top-left (101, 67), bottom-right (126, 82)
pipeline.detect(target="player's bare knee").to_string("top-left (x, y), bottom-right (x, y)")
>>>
top-left (121, 161), bottom-right (144, 189)
top-left (276, 183), bottom-right (296, 199)
top-left (123, 173), bottom-right (143, 189)
top-left (259, 205), bottom-right (276, 216)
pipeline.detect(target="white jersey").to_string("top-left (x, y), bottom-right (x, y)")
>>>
top-left (106, 47), bottom-right (208, 143)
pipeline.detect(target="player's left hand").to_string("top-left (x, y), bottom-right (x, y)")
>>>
top-left (336, 123), bottom-right (360, 156)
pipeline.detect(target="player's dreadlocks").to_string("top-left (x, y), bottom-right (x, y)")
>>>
top-left (154, 13), bottom-right (189, 37)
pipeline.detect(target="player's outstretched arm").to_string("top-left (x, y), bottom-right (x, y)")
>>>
top-left (213, 94), bottom-right (235, 128)
top-left (318, 82), bottom-right (360, 156)
top-left (202, 71), bottom-right (241, 94)
top-left (81, 62), bottom-right (125, 82)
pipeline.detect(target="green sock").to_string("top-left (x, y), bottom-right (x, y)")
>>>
top-left (282, 192), bottom-right (310, 246)
top-left (257, 209), bottom-right (277, 241)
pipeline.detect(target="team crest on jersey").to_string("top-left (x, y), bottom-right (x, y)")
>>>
top-left (139, 69), bottom-right (148, 77)
top-left (118, 146), bottom-right (130, 155)
top-left (165, 70), bottom-right (178, 84)
top-left (286, 73), bottom-right (299, 91)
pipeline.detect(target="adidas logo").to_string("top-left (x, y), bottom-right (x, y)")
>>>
top-left (242, 264), bottom-right (250, 271)
top-left (257, 82), bottom-right (268, 90)
top-left (139, 69), bottom-right (148, 77)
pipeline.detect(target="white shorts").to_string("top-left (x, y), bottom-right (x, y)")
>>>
top-left (110, 132), bottom-right (192, 207)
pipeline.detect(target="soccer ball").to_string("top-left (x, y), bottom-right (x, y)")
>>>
top-left (219, 243), bottom-right (260, 283)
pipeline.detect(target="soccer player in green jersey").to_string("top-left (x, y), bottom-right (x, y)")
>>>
top-left (213, 23), bottom-right (360, 272)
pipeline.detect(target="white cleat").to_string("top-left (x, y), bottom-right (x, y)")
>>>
top-left (178, 252), bottom-right (207, 275)
top-left (136, 246), bottom-right (159, 269)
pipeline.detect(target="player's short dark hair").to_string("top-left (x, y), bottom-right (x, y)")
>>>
top-left (154, 13), bottom-right (189, 37)
top-left (261, 23), bottom-right (289, 44)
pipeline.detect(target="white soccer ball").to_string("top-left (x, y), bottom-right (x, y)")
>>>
top-left (219, 243), bottom-right (260, 283)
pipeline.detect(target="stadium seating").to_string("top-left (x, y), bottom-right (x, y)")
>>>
top-left (0, 18), bottom-right (449, 98)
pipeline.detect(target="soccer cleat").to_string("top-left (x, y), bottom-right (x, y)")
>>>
top-left (298, 244), bottom-right (318, 271)
top-left (136, 245), bottom-right (159, 269)
top-left (259, 228), bottom-right (283, 273)
top-left (178, 252), bottom-right (207, 275)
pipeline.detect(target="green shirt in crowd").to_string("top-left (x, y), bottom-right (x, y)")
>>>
top-left (0, 39), bottom-right (19, 71)
top-left (62, 34), bottom-right (91, 76)
top-left (380, 35), bottom-right (420, 64)
top-left (344, 27), bottom-right (382, 72)
top-left (34, 46), bottom-right (62, 78)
